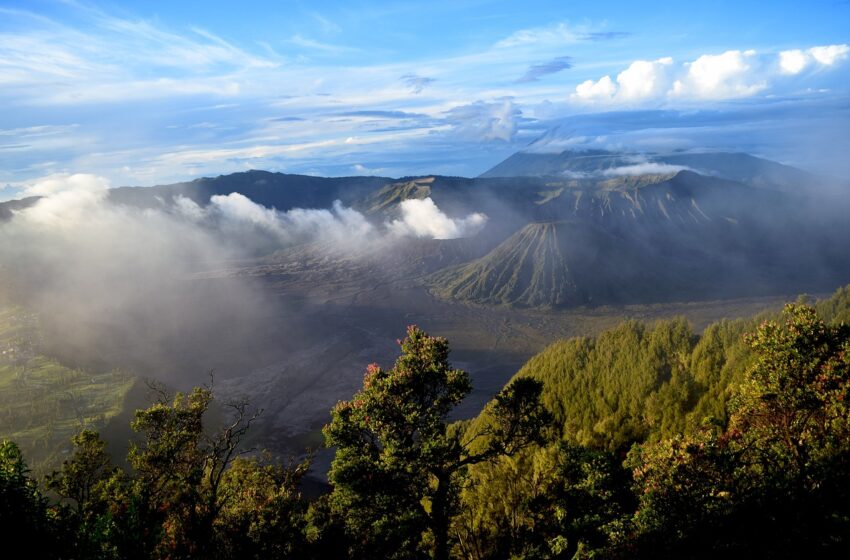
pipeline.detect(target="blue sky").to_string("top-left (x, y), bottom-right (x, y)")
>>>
top-left (0, 0), bottom-right (849, 197)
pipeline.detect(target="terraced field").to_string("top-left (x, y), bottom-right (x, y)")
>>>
top-left (0, 306), bottom-right (136, 473)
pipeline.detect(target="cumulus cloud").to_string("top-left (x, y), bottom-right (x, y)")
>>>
top-left (572, 57), bottom-right (673, 103)
top-left (16, 173), bottom-right (113, 228)
top-left (387, 198), bottom-right (488, 239)
top-left (445, 99), bottom-right (521, 142)
top-left (810, 44), bottom-right (850, 65)
top-left (617, 57), bottom-right (674, 100)
top-left (780, 44), bottom-right (850, 75)
top-left (671, 50), bottom-right (765, 99)
top-left (176, 191), bottom-right (486, 244)
top-left (779, 49), bottom-right (810, 75)
top-left (21, 173), bottom-right (110, 197)
top-left (571, 44), bottom-right (849, 106)
top-left (573, 75), bottom-right (617, 101)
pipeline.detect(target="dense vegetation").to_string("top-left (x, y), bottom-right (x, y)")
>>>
top-left (497, 285), bottom-right (850, 451)
top-left (3, 286), bottom-right (850, 558)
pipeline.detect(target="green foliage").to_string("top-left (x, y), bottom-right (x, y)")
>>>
top-left (732, 304), bottom-right (850, 486)
top-left (626, 428), bottom-right (737, 555)
top-left (457, 443), bottom-right (634, 559)
top-left (816, 284), bottom-right (850, 326)
top-left (501, 290), bottom-right (850, 450)
top-left (120, 385), bottom-right (308, 559)
top-left (625, 303), bottom-right (850, 557)
top-left (45, 429), bottom-right (113, 513)
top-left (1, 382), bottom-right (311, 560)
top-left (508, 316), bottom-right (708, 450)
top-left (214, 455), bottom-right (311, 559)
top-left (324, 325), bottom-right (550, 560)
top-left (457, 286), bottom-right (850, 558)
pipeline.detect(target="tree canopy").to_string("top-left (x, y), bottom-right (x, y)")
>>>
top-left (324, 325), bottom-right (550, 560)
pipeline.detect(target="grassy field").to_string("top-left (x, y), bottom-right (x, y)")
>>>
top-left (0, 306), bottom-right (136, 474)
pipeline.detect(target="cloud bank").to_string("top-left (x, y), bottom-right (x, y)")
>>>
top-left (0, 173), bottom-right (490, 382)
top-left (0, 173), bottom-right (275, 381)
top-left (172, 192), bottom-right (488, 245)
top-left (571, 45), bottom-right (848, 105)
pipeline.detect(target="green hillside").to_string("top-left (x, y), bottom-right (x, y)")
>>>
top-left (469, 284), bottom-right (850, 451)
top-left (0, 305), bottom-right (135, 472)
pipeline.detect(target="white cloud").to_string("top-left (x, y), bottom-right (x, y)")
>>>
top-left (809, 44), bottom-right (849, 66)
top-left (288, 34), bottom-right (356, 53)
top-left (15, 174), bottom-right (111, 227)
top-left (571, 57), bottom-right (672, 103)
top-left (178, 192), bottom-right (486, 246)
top-left (387, 197), bottom-right (487, 240)
top-left (174, 195), bottom-right (206, 220)
top-left (671, 50), bottom-right (765, 99)
top-left (22, 172), bottom-right (109, 197)
top-left (571, 44), bottom-right (850, 106)
top-left (200, 193), bottom-right (375, 247)
top-left (778, 44), bottom-right (848, 76)
top-left (616, 57), bottom-right (673, 100)
top-left (602, 162), bottom-right (689, 176)
top-left (779, 49), bottom-right (809, 75)
top-left (211, 192), bottom-right (282, 231)
top-left (351, 163), bottom-right (387, 175)
top-left (573, 75), bottom-right (616, 101)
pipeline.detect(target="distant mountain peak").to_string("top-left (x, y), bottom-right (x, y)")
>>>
top-left (480, 148), bottom-right (820, 193)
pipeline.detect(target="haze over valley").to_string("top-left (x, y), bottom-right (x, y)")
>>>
top-left (2, 146), bottom-right (848, 469)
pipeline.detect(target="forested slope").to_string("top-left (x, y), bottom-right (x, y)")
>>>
top-left (486, 285), bottom-right (850, 450)
top-left (454, 284), bottom-right (850, 558)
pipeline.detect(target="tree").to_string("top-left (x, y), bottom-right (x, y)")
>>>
top-left (731, 304), bottom-right (850, 488)
top-left (128, 381), bottom-right (262, 559)
top-left (324, 325), bottom-right (551, 560)
top-left (0, 440), bottom-right (61, 559)
top-left (214, 455), bottom-right (311, 559)
top-left (46, 429), bottom-right (113, 514)
top-left (626, 427), bottom-right (738, 557)
top-left (725, 303), bottom-right (850, 553)
top-left (27, 380), bottom-right (312, 560)
top-left (45, 429), bottom-right (117, 559)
